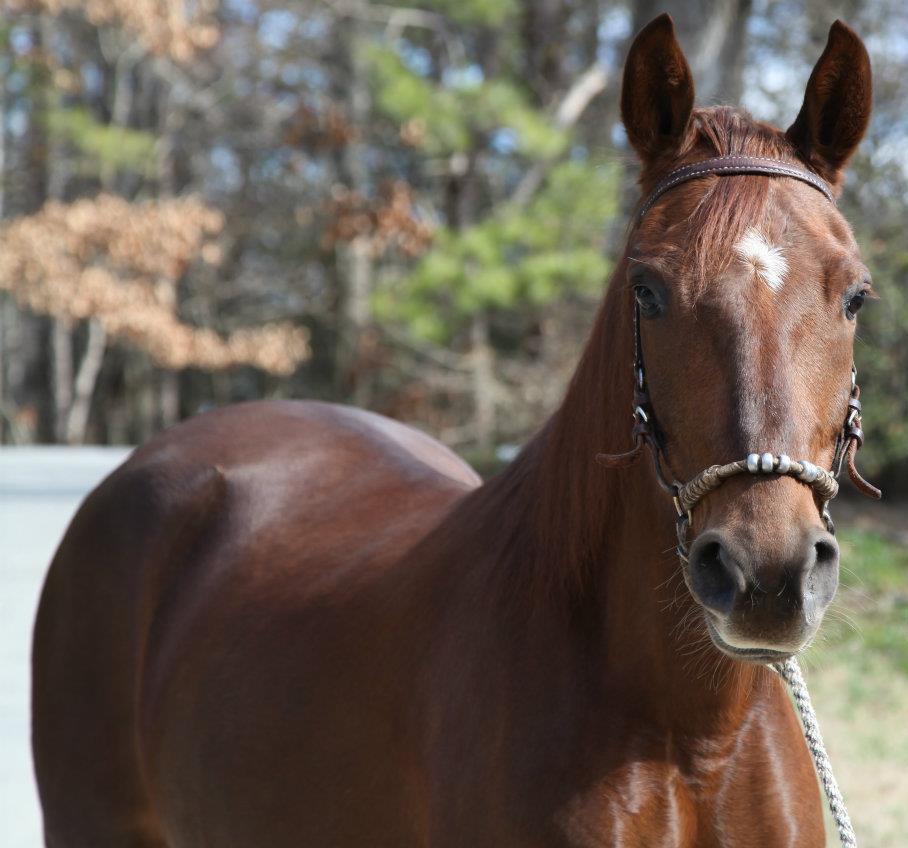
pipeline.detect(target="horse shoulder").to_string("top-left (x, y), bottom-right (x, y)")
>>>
top-left (105, 401), bottom-right (478, 845)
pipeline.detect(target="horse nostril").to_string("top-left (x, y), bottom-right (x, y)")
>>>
top-left (814, 538), bottom-right (838, 566)
top-left (688, 535), bottom-right (745, 615)
top-left (803, 531), bottom-right (840, 612)
top-left (699, 541), bottom-right (722, 568)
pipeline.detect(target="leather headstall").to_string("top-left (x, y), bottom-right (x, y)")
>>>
top-left (598, 154), bottom-right (881, 563)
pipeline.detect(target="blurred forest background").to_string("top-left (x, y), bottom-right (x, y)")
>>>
top-left (0, 0), bottom-right (906, 483)
top-left (0, 4), bottom-right (906, 846)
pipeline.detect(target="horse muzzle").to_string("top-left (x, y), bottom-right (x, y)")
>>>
top-left (686, 525), bottom-right (840, 662)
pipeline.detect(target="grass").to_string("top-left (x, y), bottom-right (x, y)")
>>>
top-left (808, 526), bottom-right (908, 675)
top-left (838, 527), bottom-right (908, 594)
top-left (799, 523), bottom-right (908, 847)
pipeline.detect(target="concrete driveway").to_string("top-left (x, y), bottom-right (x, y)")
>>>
top-left (0, 447), bottom-right (131, 847)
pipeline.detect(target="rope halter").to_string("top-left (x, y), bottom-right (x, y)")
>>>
top-left (597, 154), bottom-right (880, 562)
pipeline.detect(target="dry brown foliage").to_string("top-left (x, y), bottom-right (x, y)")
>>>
top-left (323, 181), bottom-right (434, 258)
top-left (0, 195), bottom-right (310, 374)
top-left (399, 118), bottom-right (427, 148)
top-left (284, 103), bottom-right (357, 152)
top-left (5, 0), bottom-right (220, 61)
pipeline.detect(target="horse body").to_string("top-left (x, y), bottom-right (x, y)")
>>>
top-left (34, 398), bottom-right (821, 847)
top-left (34, 14), bottom-right (875, 848)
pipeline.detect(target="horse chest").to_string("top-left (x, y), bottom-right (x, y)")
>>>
top-left (554, 721), bottom-right (825, 848)
top-left (556, 757), bottom-right (697, 847)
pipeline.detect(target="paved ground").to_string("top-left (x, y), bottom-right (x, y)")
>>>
top-left (0, 447), bottom-right (131, 848)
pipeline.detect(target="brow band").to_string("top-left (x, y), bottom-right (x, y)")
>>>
top-left (637, 154), bottom-right (836, 222)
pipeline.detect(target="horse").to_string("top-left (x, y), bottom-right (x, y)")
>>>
top-left (33, 14), bottom-right (877, 847)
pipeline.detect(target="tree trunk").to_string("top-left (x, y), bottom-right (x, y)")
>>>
top-left (19, 15), bottom-right (52, 442)
top-left (156, 83), bottom-right (182, 429)
top-left (136, 355), bottom-right (157, 444)
top-left (22, 16), bottom-right (49, 214)
top-left (688, 0), bottom-right (753, 104)
top-left (470, 312), bottom-right (496, 452)
top-left (444, 128), bottom-right (496, 452)
top-left (51, 319), bottom-right (74, 442)
top-left (159, 371), bottom-right (180, 429)
top-left (65, 319), bottom-right (107, 445)
top-left (521, 0), bottom-right (570, 107)
top-left (334, 21), bottom-right (375, 407)
top-left (338, 235), bottom-right (373, 407)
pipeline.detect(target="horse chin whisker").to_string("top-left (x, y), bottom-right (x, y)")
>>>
top-left (658, 578), bottom-right (690, 615)
top-left (670, 603), bottom-right (703, 641)
top-left (824, 606), bottom-right (862, 638)
top-left (654, 566), bottom-right (684, 593)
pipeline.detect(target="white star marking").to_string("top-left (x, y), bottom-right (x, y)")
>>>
top-left (734, 228), bottom-right (788, 292)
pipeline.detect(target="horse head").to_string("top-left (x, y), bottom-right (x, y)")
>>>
top-left (617, 15), bottom-right (874, 662)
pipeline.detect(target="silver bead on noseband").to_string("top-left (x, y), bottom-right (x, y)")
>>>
top-left (679, 451), bottom-right (840, 512)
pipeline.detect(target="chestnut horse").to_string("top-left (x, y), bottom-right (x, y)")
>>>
top-left (33, 15), bottom-right (875, 847)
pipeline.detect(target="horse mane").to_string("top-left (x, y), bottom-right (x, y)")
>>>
top-left (439, 106), bottom-right (812, 613)
top-left (437, 293), bottom-right (632, 617)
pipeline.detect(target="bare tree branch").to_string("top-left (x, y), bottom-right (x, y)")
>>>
top-left (320, 0), bottom-right (465, 66)
top-left (509, 63), bottom-right (609, 209)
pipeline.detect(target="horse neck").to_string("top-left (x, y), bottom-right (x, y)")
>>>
top-left (465, 259), bottom-right (762, 730)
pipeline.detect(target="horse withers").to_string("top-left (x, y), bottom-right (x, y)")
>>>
top-left (33, 15), bottom-right (874, 847)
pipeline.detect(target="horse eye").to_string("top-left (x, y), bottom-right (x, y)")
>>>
top-left (845, 291), bottom-right (866, 320)
top-left (634, 285), bottom-right (660, 316)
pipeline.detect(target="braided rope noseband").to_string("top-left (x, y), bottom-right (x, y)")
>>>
top-left (673, 454), bottom-right (839, 556)
top-left (597, 154), bottom-right (880, 848)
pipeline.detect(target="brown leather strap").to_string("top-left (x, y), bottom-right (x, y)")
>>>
top-left (637, 154), bottom-right (835, 222)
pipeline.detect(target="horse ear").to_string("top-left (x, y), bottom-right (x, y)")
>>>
top-left (786, 21), bottom-right (872, 183)
top-left (621, 14), bottom-right (695, 164)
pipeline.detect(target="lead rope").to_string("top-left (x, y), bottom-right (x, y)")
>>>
top-left (772, 657), bottom-right (857, 848)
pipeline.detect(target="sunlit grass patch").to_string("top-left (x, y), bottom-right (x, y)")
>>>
top-left (838, 527), bottom-right (908, 595)
top-left (808, 527), bottom-right (908, 677)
